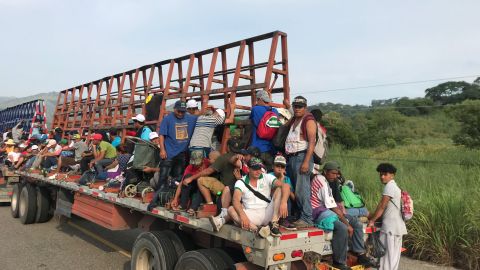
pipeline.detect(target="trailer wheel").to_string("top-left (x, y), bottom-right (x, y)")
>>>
top-left (10, 183), bottom-right (22, 218)
top-left (19, 184), bottom-right (37, 224)
top-left (150, 231), bottom-right (180, 268)
top-left (174, 248), bottom-right (235, 270)
top-left (131, 231), bottom-right (177, 270)
top-left (35, 187), bottom-right (52, 223)
top-left (161, 230), bottom-right (186, 259)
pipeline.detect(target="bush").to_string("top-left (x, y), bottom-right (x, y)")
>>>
top-left (450, 100), bottom-right (480, 148)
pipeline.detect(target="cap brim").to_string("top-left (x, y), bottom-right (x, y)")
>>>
top-left (250, 165), bottom-right (263, 170)
top-left (274, 162), bottom-right (287, 166)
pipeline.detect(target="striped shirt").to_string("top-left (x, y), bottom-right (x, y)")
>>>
top-left (189, 113), bottom-right (224, 148)
top-left (311, 174), bottom-right (337, 209)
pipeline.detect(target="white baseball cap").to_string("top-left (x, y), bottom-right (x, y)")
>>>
top-left (31, 145), bottom-right (39, 150)
top-left (19, 143), bottom-right (26, 148)
top-left (149, 132), bottom-right (159, 140)
top-left (131, 114), bottom-right (146, 123)
top-left (186, 99), bottom-right (199, 109)
top-left (215, 109), bottom-right (226, 121)
top-left (47, 139), bottom-right (57, 147)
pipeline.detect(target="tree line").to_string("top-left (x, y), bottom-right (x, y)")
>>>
top-left (309, 79), bottom-right (480, 149)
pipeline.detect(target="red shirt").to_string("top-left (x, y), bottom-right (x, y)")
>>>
top-left (183, 158), bottom-right (210, 177)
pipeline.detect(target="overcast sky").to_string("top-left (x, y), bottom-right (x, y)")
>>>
top-left (0, 0), bottom-right (478, 105)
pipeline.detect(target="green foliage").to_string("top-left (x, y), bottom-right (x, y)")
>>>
top-left (449, 100), bottom-right (480, 148)
top-left (322, 112), bottom-right (359, 149)
top-left (328, 143), bottom-right (480, 269)
top-left (425, 81), bottom-right (480, 104)
top-left (394, 97), bottom-right (435, 116)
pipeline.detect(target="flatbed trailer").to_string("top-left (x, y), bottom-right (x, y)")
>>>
top-left (9, 169), bottom-right (375, 270)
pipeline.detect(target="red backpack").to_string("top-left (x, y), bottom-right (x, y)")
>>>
top-left (256, 108), bottom-right (280, 140)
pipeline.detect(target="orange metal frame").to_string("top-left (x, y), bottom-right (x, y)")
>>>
top-left (51, 31), bottom-right (290, 152)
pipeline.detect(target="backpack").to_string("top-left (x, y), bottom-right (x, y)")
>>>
top-left (256, 108), bottom-right (281, 140)
top-left (392, 189), bottom-right (414, 221)
top-left (340, 185), bottom-right (365, 208)
top-left (313, 124), bottom-right (328, 164)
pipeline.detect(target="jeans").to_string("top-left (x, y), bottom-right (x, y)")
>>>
top-left (24, 157), bottom-right (35, 169)
top-left (346, 207), bottom-right (369, 217)
top-left (155, 152), bottom-right (186, 190)
top-left (180, 182), bottom-right (203, 210)
top-left (94, 158), bottom-right (114, 174)
top-left (331, 215), bottom-right (365, 264)
top-left (286, 152), bottom-right (313, 224)
top-left (41, 156), bottom-right (58, 170)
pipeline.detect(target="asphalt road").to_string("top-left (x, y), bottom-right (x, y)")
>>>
top-left (0, 204), bottom-right (458, 270)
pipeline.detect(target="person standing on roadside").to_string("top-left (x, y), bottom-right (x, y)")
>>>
top-left (368, 163), bottom-right (407, 270)
top-left (285, 96), bottom-right (317, 228)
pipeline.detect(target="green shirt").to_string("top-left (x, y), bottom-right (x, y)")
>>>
top-left (99, 141), bottom-right (117, 159)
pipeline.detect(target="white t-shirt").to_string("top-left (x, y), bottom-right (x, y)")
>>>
top-left (48, 145), bottom-right (63, 155)
top-left (382, 180), bottom-right (408, 236)
top-left (8, 152), bottom-right (21, 162)
top-left (234, 173), bottom-right (277, 210)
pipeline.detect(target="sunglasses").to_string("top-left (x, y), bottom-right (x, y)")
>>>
top-left (293, 105), bottom-right (306, 109)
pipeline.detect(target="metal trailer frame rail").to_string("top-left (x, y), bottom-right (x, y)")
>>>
top-left (51, 31), bottom-right (289, 152)
top-left (0, 99), bottom-right (47, 136)
top-left (0, 168), bottom-right (20, 202)
top-left (13, 170), bottom-right (376, 270)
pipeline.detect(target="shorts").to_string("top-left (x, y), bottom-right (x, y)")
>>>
top-left (198, 177), bottom-right (225, 195)
top-left (61, 157), bottom-right (80, 167)
top-left (243, 200), bottom-right (275, 227)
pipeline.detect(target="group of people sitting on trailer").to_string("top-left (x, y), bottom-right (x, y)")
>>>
top-left (0, 90), bottom-right (407, 270)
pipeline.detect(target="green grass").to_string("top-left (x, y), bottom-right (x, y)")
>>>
top-left (328, 142), bottom-right (480, 270)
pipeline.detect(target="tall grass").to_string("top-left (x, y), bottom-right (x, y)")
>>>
top-left (328, 142), bottom-right (480, 270)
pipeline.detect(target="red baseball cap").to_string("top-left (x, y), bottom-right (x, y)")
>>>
top-left (91, 133), bottom-right (103, 140)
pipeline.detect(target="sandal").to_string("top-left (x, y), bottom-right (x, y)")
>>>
top-left (187, 209), bottom-right (195, 216)
top-left (171, 206), bottom-right (184, 213)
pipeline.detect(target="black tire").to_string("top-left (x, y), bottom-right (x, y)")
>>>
top-left (35, 187), bottom-right (51, 223)
top-left (131, 231), bottom-right (177, 270)
top-left (150, 231), bottom-right (179, 269)
top-left (161, 230), bottom-right (186, 259)
top-left (10, 183), bottom-right (22, 218)
top-left (19, 184), bottom-right (37, 224)
top-left (175, 248), bottom-right (235, 270)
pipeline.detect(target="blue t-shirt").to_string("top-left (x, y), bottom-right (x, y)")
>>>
top-left (159, 113), bottom-right (197, 159)
top-left (268, 172), bottom-right (294, 192)
top-left (140, 127), bottom-right (152, 141)
top-left (250, 105), bottom-right (278, 153)
top-left (111, 136), bottom-right (121, 148)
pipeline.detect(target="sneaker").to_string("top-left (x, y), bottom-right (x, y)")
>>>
top-left (331, 262), bottom-right (352, 270)
top-left (356, 253), bottom-right (379, 268)
top-left (279, 219), bottom-right (297, 231)
top-left (258, 225), bottom-right (271, 238)
top-left (209, 216), bottom-right (225, 232)
top-left (270, 222), bottom-right (281, 237)
top-left (291, 219), bottom-right (312, 229)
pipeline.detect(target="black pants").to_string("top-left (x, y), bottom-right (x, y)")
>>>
top-left (155, 152), bottom-right (187, 190)
top-left (179, 174), bottom-right (203, 210)
top-left (80, 156), bottom-right (94, 173)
